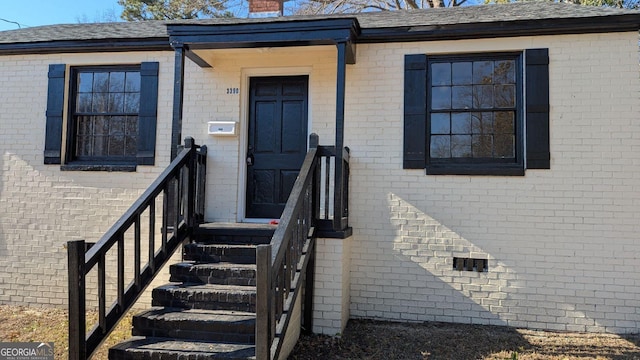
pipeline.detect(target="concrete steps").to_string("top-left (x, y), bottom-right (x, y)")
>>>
top-left (169, 262), bottom-right (257, 286)
top-left (152, 283), bottom-right (257, 312)
top-left (109, 337), bottom-right (256, 360)
top-left (108, 223), bottom-right (274, 360)
top-left (132, 307), bottom-right (255, 343)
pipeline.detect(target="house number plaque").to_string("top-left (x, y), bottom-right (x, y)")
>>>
top-left (226, 88), bottom-right (239, 94)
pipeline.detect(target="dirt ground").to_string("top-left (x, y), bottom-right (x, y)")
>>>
top-left (0, 305), bottom-right (132, 359)
top-left (289, 319), bottom-right (640, 360)
top-left (1, 305), bottom-right (639, 359)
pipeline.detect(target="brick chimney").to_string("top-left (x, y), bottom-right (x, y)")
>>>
top-left (248, 0), bottom-right (283, 17)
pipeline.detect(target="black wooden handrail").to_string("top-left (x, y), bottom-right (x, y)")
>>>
top-left (256, 133), bottom-right (350, 360)
top-left (67, 137), bottom-right (206, 360)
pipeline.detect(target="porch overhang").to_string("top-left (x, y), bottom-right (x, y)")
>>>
top-left (167, 18), bottom-right (359, 67)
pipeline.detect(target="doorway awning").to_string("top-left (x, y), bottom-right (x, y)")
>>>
top-left (167, 18), bottom-right (359, 67)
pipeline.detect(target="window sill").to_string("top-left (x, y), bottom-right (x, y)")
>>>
top-left (61, 163), bottom-right (137, 172)
top-left (426, 164), bottom-right (524, 176)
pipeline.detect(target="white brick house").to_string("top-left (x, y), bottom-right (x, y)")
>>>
top-left (1, 2), bottom-right (640, 357)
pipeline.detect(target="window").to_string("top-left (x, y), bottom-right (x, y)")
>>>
top-left (403, 49), bottom-right (550, 175)
top-left (44, 62), bottom-right (159, 170)
top-left (71, 67), bottom-right (141, 163)
top-left (429, 54), bottom-right (522, 173)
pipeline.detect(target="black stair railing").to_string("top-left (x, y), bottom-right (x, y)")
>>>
top-left (255, 133), bottom-right (350, 360)
top-left (67, 137), bottom-right (206, 360)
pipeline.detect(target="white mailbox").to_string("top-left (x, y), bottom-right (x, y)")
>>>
top-left (208, 121), bottom-right (237, 136)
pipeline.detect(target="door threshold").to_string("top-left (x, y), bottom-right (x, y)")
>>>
top-left (241, 218), bottom-right (278, 224)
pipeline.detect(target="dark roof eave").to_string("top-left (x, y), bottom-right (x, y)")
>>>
top-left (168, 18), bottom-right (360, 50)
top-left (358, 14), bottom-right (640, 43)
top-left (0, 37), bottom-right (172, 56)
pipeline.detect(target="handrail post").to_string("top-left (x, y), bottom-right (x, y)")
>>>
top-left (256, 244), bottom-right (272, 360)
top-left (342, 147), bottom-right (350, 228)
top-left (310, 135), bottom-right (321, 226)
top-left (184, 137), bottom-right (196, 228)
top-left (68, 240), bottom-right (86, 360)
top-left (196, 145), bottom-right (207, 223)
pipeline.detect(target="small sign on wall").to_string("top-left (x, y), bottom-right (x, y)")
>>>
top-left (208, 121), bottom-right (237, 136)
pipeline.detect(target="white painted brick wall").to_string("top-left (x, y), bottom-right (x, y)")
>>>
top-left (346, 32), bottom-right (640, 333)
top-left (313, 237), bottom-right (351, 335)
top-left (0, 51), bottom-right (177, 309)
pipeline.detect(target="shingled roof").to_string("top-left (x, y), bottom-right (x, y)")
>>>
top-left (0, 2), bottom-right (638, 48)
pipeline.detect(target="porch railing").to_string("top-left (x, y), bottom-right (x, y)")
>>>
top-left (316, 144), bottom-right (350, 236)
top-left (67, 138), bottom-right (206, 360)
top-left (255, 133), bottom-right (350, 360)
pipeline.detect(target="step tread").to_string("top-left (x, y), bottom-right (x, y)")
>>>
top-left (135, 307), bottom-right (255, 323)
top-left (109, 336), bottom-right (255, 360)
top-left (187, 244), bottom-right (258, 249)
top-left (183, 244), bottom-right (258, 264)
top-left (152, 283), bottom-right (257, 311)
top-left (198, 222), bottom-right (277, 231)
top-left (132, 308), bottom-right (256, 343)
top-left (173, 262), bottom-right (257, 270)
top-left (170, 262), bottom-right (257, 286)
top-left (155, 283), bottom-right (256, 293)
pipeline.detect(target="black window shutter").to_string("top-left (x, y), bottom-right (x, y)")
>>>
top-left (525, 49), bottom-right (550, 169)
top-left (44, 64), bottom-right (66, 164)
top-left (137, 62), bottom-right (159, 165)
top-left (403, 54), bottom-right (427, 169)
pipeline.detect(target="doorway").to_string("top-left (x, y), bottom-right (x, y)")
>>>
top-left (245, 75), bottom-right (309, 219)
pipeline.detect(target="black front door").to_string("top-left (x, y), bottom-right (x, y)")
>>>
top-left (246, 76), bottom-right (309, 219)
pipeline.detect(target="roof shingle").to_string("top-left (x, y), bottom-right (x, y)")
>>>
top-left (0, 2), bottom-right (638, 45)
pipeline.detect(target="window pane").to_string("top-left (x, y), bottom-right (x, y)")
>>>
top-left (94, 116), bottom-right (109, 136)
top-left (108, 93), bottom-right (124, 113)
top-left (471, 112), bottom-right (493, 134)
top-left (76, 116), bottom-right (92, 135)
top-left (494, 134), bottom-right (515, 158)
top-left (494, 112), bottom-right (514, 134)
top-left (125, 72), bottom-right (141, 92)
top-left (431, 63), bottom-right (451, 86)
top-left (494, 60), bottom-right (516, 84)
top-left (472, 135), bottom-right (493, 157)
top-left (431, 113), bottom-right (450, 134)
top-left (78, 73), bottom-right (93, 93)
top-left (109, 72), bottom-right (125, 92)
top-left (93, 72), bottom-right (109, 92)
top-left (451, 135), bottom-right (471, 158)
top-left (124, 93), bottom-right (140, 113)
top-left (91, 93), bottom-right (108, 112)
top-left (125, 116), bottom-right (138, 135)
top-left (473, 85), bottom-right (494, 109)
top-left (430, 136), bottom-right (451, 158)
top-left (76, 135), bottom-right (92, 156)
top-left (77, 93), bottom-right (92, 112)
top-left (451, 113), bottom-right (471, 134)
top-left (124, 135), bottom-right (137, 156)
top-left (473, 61), bottom-right (494, 84)
top-left (452, 62), bottom-right (472, 85)
top-left (109, 135), bottom-right (125, 156)
top-left (431, 87), bottom-right (451, 110)
top-left (111, 116), bottom-right (125, 135)
top-left (494, 84), bottom-right (515, 108)
top-left (451, 86), bottom-right (472, 109)
top-left (94, 134), bottom-right (108, 156)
